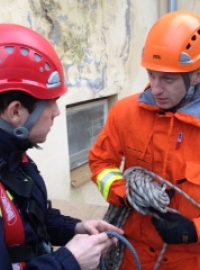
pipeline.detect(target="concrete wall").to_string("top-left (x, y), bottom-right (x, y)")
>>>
top-left (177, 0), bottom-right (200, 11)
top-left (28, 0), bottom-right (160, 203)
top-left (0, 0), bottom-right (199, 205)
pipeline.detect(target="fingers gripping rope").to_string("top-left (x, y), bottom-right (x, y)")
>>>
top-left (100, 231), bottom-right (142, 270)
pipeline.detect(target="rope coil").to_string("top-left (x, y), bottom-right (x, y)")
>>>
top-left (101, 166), bottom-right (200, 270)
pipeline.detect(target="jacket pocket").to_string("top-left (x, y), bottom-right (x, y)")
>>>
top-left (125, 146), bottom-right (153, 171)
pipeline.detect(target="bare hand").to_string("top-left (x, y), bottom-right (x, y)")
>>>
top-left (66, 232), bottom-right (114, 270)
top-left (75, 219), bottom-right (124, 235)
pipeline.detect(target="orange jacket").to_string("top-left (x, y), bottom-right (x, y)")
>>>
top-left (89, 88), bottom-right (200, 270)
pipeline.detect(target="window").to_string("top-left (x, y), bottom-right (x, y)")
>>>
top-left (67, 99), bottom-right (108, 170)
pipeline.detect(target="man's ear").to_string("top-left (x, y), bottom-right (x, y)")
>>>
top-left (191, 68), bottom-right (200, 85)
top-left (1, 101), bottom-right (28, 127)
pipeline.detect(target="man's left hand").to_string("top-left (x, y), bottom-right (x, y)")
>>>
top-left (152, 212), bottom-right (198, 244)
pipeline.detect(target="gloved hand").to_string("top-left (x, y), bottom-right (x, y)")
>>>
top-left (152, 212), bottom-right (198, 244)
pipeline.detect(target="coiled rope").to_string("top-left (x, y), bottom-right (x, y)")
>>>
top-left (101, 166), bottom-right (200, 270)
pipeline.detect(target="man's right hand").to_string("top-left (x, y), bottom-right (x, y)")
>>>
top-left (65, 232), bottom-right (115, 270)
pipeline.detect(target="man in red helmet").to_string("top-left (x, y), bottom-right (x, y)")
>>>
top-left (89, 11), bottom-right (200, 270)
top-left (0, 24), bottom-right (123, 270)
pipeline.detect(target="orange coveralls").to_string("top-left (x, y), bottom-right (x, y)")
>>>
top-left (89, 89), bottom-right (200, 270)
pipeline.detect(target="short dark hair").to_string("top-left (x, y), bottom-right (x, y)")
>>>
top-left (0, 91), bottom-right (39, 114)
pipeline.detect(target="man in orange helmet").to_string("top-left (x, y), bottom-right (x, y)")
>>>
top-left (89, 11), bottom-right (200, 270)
top-left (0, 24), bottom-right (123, 270)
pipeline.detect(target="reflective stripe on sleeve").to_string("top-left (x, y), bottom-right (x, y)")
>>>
top-left (97, 168), bottom-right (123, 200)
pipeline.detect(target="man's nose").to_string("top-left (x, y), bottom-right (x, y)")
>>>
top-left (151, 79), bottom-right (163, 95)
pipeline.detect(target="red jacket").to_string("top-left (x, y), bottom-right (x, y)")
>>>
top-left (89, 88), bottom-right (200, 270)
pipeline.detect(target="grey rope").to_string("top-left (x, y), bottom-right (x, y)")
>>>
top-left (152, 243), bottom-right (168, 270)
top-left (101, 206), bottom-right (131, 270)
top-left (100, 231), bottom-right (142, 270)
top-left (125, 166), bottom-right (200, 212)
top-left (101, 166), bottom-right (200, 270)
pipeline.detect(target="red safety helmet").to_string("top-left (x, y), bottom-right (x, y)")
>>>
top-left (0, 23), bottom-right (67, 99)
top-left (142, 11), bottom-right (200, 72)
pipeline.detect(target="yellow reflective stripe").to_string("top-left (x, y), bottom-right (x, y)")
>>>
top-left (97, 168), bottom-right (123, 200)
top-left (102, 175), bottom-right (123, 199)
top-left (97, 168), bottom-right (121, 188)
top-left (6, 191), bottom-right (13, 200)
top-left (0, 191), bottom-right (13, 217)
top-left (97, 168), bottom-right (121, 190)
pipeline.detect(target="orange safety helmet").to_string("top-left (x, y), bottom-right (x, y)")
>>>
top-left (142, 11), bottom-right (200, 73)
top-left (0, 23), bottom-right (67, 99)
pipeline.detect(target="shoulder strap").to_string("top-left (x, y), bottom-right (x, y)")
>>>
top-left (0, 182), bottom-right (25, 246)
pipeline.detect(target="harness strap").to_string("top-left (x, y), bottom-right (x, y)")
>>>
top-left (0, 180), bottom-right (52, 269)
top-left (0, 182), bottom-right (26, 270)
top-left (0, 182), bottom-right (25, 246)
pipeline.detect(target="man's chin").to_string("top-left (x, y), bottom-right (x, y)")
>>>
top-left (30, 137), bottom-right (47, 145)
top-left (157, 104), bottom-right (170, 110)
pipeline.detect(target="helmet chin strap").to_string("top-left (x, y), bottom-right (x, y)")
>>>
top-left (179, 73), bottom-right (196, 106)
top-left (184, 84), bottom-right (196, 102)
top-left (166, 73), bottom-right (196, 112)
top-left (0, 100), bottom-right (48, 140)
top-left (172, 85), bottom-right (196, 112)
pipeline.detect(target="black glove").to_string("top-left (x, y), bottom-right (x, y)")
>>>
top-left (165, 188), bottom-right (175, 200)
top-left (152, 212), bottom-right (198, 244)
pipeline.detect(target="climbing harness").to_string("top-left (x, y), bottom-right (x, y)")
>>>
top-left (0, 182), bottom-right (26, 270)
top-left (101, 231), bottom-right (142, 270)
top-left (0, 164), bottom-right (52, 270)
top-left (101, 166), bottom-right (200, 270)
